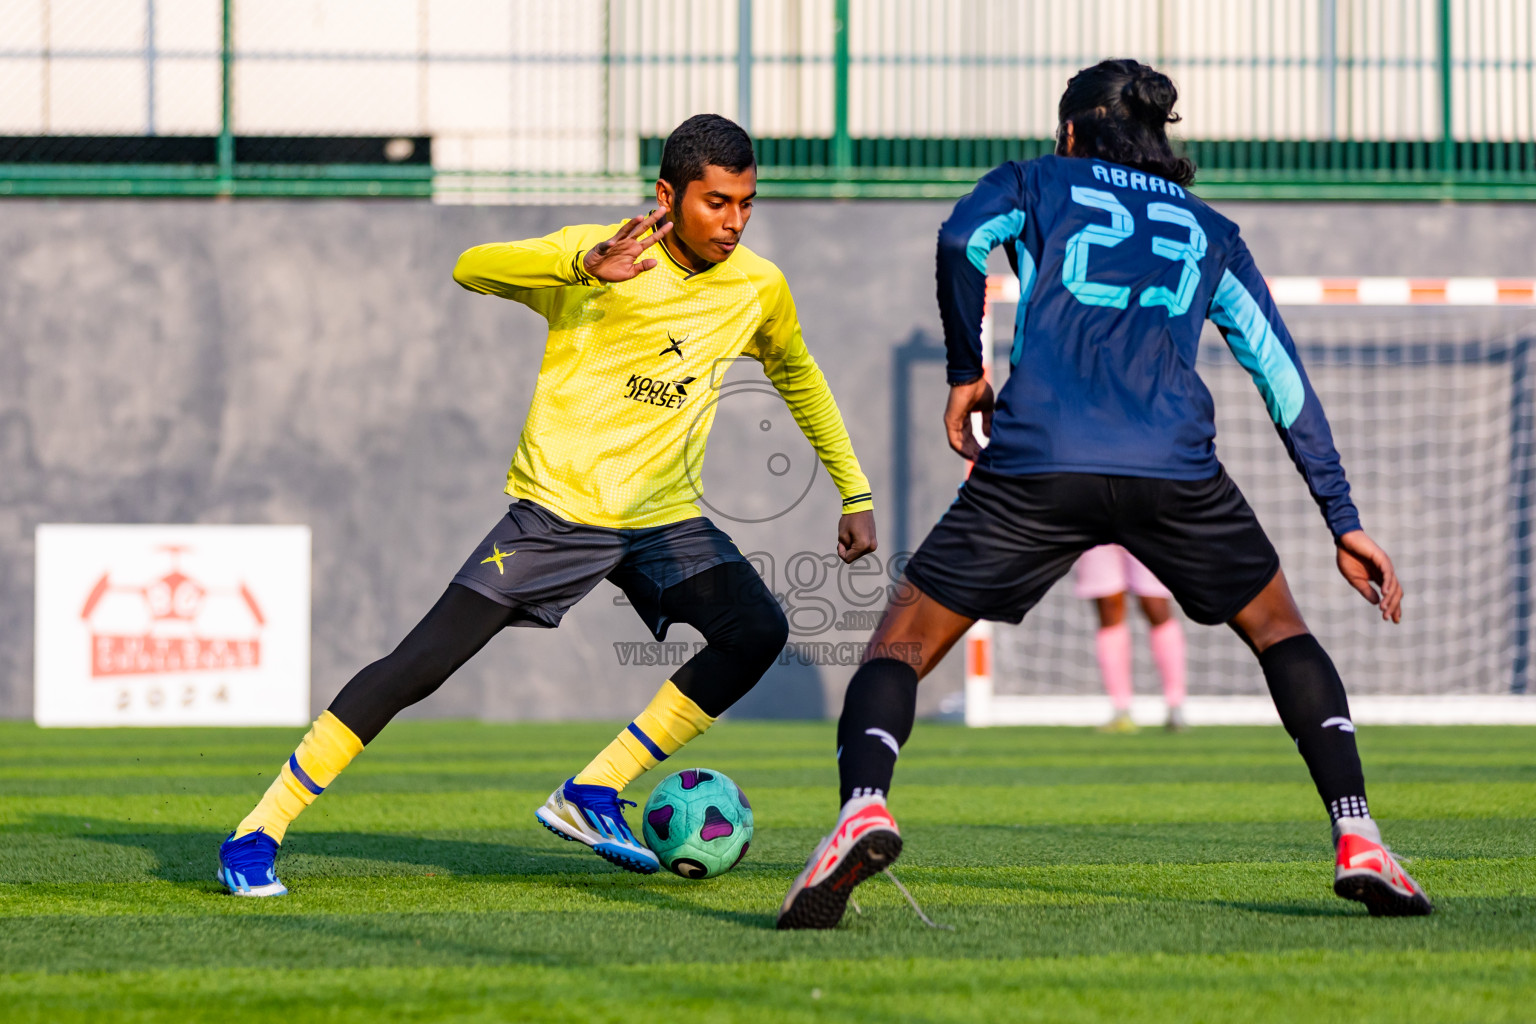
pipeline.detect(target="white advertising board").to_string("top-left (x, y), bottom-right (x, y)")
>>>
top-left (35, 524), bottom-right (311, 727)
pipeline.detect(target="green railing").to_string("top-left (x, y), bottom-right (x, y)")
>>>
top-left (2, 0), bottom-right (1534, 201)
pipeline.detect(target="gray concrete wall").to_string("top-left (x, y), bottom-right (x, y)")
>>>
top-left (4, 197), bottom-right (1536, 721)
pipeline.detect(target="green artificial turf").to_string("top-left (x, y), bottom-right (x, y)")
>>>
top-left (1, 721), bottom-right (1532, 1022)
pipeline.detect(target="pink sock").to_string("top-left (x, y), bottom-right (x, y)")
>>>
top-left (1095, 623), bottom-right (1133, 712)
top-left (1149, 619), bottom-right (1187, 707)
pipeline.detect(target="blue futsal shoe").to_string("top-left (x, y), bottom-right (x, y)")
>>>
top-left (218, 829), bottom-right (289, 896)
top-left (536, 778), bottom-right (660, 874)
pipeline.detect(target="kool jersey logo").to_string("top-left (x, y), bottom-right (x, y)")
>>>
top-left (620, 330), bottom-right (696, 409)
top-left (624, 372), bottom-right (697, 409)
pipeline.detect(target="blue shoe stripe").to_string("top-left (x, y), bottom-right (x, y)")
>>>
top-left (220, 832), bottom-right (285, 894)
top-left (626, 723), bottom-right (668, 763)
top-left (288, 754), bottom-right (325, 796)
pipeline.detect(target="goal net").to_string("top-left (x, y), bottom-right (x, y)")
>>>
top-left (967, 281), bottom-right (1536, 724)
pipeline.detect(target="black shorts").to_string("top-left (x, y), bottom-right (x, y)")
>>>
top-left (451, 500), bottom-right (750, 638)
top-left (903, 468), bottom-right (1280, 626)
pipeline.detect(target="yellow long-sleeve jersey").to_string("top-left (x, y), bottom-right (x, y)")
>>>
top-left (453, 221), bottom-right (874, 529)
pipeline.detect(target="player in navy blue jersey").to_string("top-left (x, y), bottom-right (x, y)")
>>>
top-left (778, 59), bottom-right (1431, 929)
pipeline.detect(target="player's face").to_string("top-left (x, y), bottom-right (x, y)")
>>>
top-left (657, 164), bottom-right (757, 266)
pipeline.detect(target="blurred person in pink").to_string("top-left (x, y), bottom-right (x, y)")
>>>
top-left (1074, 544), bottom-right (1187, 732)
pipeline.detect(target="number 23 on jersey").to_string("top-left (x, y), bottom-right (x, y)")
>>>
top-left (1063, 186), bottom-right (1208, 316)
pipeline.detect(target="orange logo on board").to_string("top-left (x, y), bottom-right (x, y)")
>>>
top-left (80, 546), bottom-right (264, 678)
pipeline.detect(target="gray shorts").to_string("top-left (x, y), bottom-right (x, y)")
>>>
top-left (451, 500), bottom-right (750, 638)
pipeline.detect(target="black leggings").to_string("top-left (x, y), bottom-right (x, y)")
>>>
top-left (327, 561), bottom-right (788, 744)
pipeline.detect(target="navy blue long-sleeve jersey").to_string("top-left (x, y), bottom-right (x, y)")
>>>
top-left (937, 154), bottom-right (1361, 539)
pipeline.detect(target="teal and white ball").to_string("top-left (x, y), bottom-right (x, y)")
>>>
top-left (640, 768), bottom-right (754, 878)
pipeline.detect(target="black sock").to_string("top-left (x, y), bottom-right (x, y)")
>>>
top-left (836, 658), bottom-right (920, 805)
top-left (1258, 633), bottom-right (1369, 823)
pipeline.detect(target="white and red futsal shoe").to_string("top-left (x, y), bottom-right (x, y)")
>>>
top-left (777, 794), bottom-right (903, 930)
top-left (1333, 816), bottom-right (1433, 916)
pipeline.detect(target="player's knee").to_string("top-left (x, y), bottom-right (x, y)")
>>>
top-left (1095, 593), bottom-right (1127, 626)
top-left (378, 646), bottom-right (456, 708)
top-left (1139, 596), bottom-right (1172, 626)
top-left (1236, 618), bottom-right (1310, 655)
top-left (728, 601), bottom-right (789, 664)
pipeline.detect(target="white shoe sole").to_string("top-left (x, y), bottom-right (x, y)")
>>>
top-left (218, 867), bottom-right (288, 897)
top-left (534, 805), bottom-right (588, 844)
top-left (535, 803), bottom-right (660, 875)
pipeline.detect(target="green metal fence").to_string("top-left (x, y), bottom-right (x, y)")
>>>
top-left (2, 0), bottom-right (1534, 201)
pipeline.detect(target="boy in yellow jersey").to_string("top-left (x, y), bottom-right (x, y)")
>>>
top-left (217, 115), bottom-right (877, 893)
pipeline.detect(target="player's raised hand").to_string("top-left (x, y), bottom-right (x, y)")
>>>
top-left (944, 377), bottom-right (995, 461)
top-left (582, 211), bottom-right (674, 283)
top-left (837, 509), bottom-right (877, 564)
top-left (1336, 529), bottom-right (1403, 623)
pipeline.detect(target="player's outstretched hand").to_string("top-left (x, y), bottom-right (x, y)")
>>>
top-left (837, 509), bottom-right (877, 564)
top-left (1336, 529), bottom-right (1403, 623)
top-left (944, 377), bottom-right (995, 461)
top-left (582, 211), bottom-right (673, 282)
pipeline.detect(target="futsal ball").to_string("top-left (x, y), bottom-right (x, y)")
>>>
top-left (641, 768), bottom-right (754, 878)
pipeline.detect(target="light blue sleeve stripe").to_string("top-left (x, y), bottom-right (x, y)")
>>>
top-left (965, 209), bottom-right (1026, 274)
top-left (1209, 269), bottom-right (1305, 428)
top-left (1010, 241), bottom-right (1037, 367)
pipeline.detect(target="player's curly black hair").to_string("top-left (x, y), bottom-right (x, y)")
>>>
top-left (659, 114), bottom-right (756, 194)
top-left (1056, 59), bottom-right (1196, 187)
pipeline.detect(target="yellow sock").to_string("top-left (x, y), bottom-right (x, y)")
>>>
top-left (574, 681), bottom-right (717, 793)
top-left (234, 710), bottom-right (363, 844)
